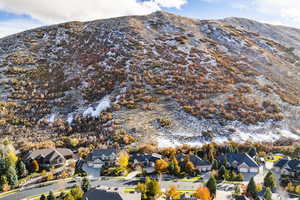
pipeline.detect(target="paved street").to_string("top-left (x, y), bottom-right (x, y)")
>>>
top-left (0, 176), bottom-right (206, 200)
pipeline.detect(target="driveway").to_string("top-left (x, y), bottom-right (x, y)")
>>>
top-left (82, 163), bottom-right (100, 178)
top-left (216, 190), bottom-right (232, 200)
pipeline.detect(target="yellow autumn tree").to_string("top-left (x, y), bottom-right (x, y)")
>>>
top-left (118, 151), bottom-right (129, 168)
top-left (6, 152), bottom-right (18, 167)
top-left (287, 182), bottom-right (295, 192)
top-left (155, 160), bottom-right (169, 174)
top-left (295, 185), bottom-right (300, 194)
top-left (256, 184), bottom-right (263, 192)
top-left (47, 171), bottom-right (54, 181)
top-left (194, 186), bottom-right (212, 200)
top-left (185, 160), bottom-right (195, 175)
top-left (166, 185), bottom-right (180, 200)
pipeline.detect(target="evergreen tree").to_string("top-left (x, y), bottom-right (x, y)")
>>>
top-left (0, 158), bottom-right (8, 174)
top-left (168, 155), bottom-right (180, 175)
top-left (6, 166), bottom-right (18, 187)
top-left (16, 160), bottom-right (28, 178)
top-left (47, 191), bottom-right (55, 200)
top-left (246, 177), bottom-right (257, 199)
top-left (40, 194), bottom-right (46, 200)
top-left (223, 157), bottom-right (229, 168)
top-left (264, 171), bottom-right (276, 190)
top-left (81, 177), bottom-right (91, 192)
top-left (233, 185), bottom-right (240, 196)
top-left (206, 176), bottom-right (216, 197)
top-left (264, 187), bottom-right (272, 200)
top-left (211, 159), bottom-right (219, 170)
top-left (248, 147), bottom-right (257, 158)
top-left (219, 165), bottom-right (226, 180)
top-left (0, 175), bottom-right (8, 189)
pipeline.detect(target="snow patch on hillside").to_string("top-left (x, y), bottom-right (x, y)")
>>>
top-left (83, 95), bottom-right (111, 117)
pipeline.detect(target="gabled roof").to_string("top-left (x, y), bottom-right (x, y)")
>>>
top-left (91, 148), bottom-right (117, 157)
top-left (86, 148), bottom-right (117, 162)
top-left (44, 150), bottom-right (64, 162)
top-left (274, 158), bottom-right (289, 168)
top-left (83, 188), bottom-right (141, 200)
top-left (24, 148), bottom-right (73, 162)
top-left (83, 189), bottom-right (123, 200)
top-left (176, 153), bottom-right (210, 167)
top-left (218, 153), bottom-right (259, 168)
top-left (234, 195), bottom-right (248, 200)
top-left (131, 153), bottom-right (161, 163)
top-left (176, 153), bottom-right (185, 162)
top-left (190, 155), bottom-right (210, 166)
top-left (285, 160), bottom-right (300, 172)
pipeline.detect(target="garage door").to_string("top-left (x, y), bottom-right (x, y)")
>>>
top-left (240, 168), bottom-right (248, 172)
top-left (250, 168), bottom-right (258, 173)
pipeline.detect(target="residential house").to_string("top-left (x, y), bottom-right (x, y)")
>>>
top-left (176, 153), bottom-right (212, 172)
top-left (233, 196), bottom-right (249, 200)
top-left (83, 187), bottom-right (141, 200)
top-left (274, 157), bottom-right (300, 177)
top-left (167, 194), bottom-right (197, 200)
top-left (218, 153), bottom-right (260, 173)
top-left (23, 148), bottom-right (74, 168)
top-left (130, 153), bottom-right (162, 173)
top-left (86, 148), bottom-right (117, 169)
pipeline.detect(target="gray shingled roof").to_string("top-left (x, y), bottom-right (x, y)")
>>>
top-left (83, 189), bottom-right (123, 200)
top-left (285, 160), bottom-right (300, 172)
top-left (176, 153), bottom-right (210, 167)
top-left (83, 188), bottom-right (141, 200)
top-left (86, 148), bottom-right (117, 161)
top-left (218, 153), bottom-right (259, 168)
top-left (130, 153), bottom-right (161, 163)
top-left (274, 158), bottom-right (289, 168)
top-left (24, 148), bottom-right (73, 162)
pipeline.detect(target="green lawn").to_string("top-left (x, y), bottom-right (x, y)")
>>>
top-left (123, 187), bottom-right (136, 193)
top-left (27, 189), bottom-right (71, 200)
top-left (0, 189), bottom-right (19, 198)
top-left (177, 176), bottom-right (203, 182)
top-left (266, 154), bottom-right (284, 162)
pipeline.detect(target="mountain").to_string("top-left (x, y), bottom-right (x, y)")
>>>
top-left (0, 11), bottom-right (299, 148)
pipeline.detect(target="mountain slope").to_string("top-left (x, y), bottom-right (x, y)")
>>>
top-left (0, 11), bottom-right (299, 147)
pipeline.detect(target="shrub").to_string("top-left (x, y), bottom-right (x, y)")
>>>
top-left (156, 117), bottom-right (171, 128)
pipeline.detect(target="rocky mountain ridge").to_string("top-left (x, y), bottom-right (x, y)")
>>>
top-left (0, 11), bottom-right (299, 147)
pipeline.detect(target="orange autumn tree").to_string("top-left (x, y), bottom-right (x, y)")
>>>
top-left (166, 185), bottom-right (181, 200)
top-left (194, 186), bottom-right (212, 200)
top-left (155, 160), bottom-right (168, 174)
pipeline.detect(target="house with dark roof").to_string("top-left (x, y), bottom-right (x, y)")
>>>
top-left (274, 157), bottom-right (300, 177)
top-left (234, 195), bottom-right (249, 200)
top-left (86, 148), bottom-right (117, 169)
top-left (130, 153), bottom-right (162, 173)
top-left (218, 153), bottom-right (260, 173)
top-left (83, 187), bottom-right (141, 200)
top-left (23, 148), bottom-right (74, 168)
top-left (176, 153), bottom-right (212, 172)
top-left (167, 193), bottom-right (197, 200)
